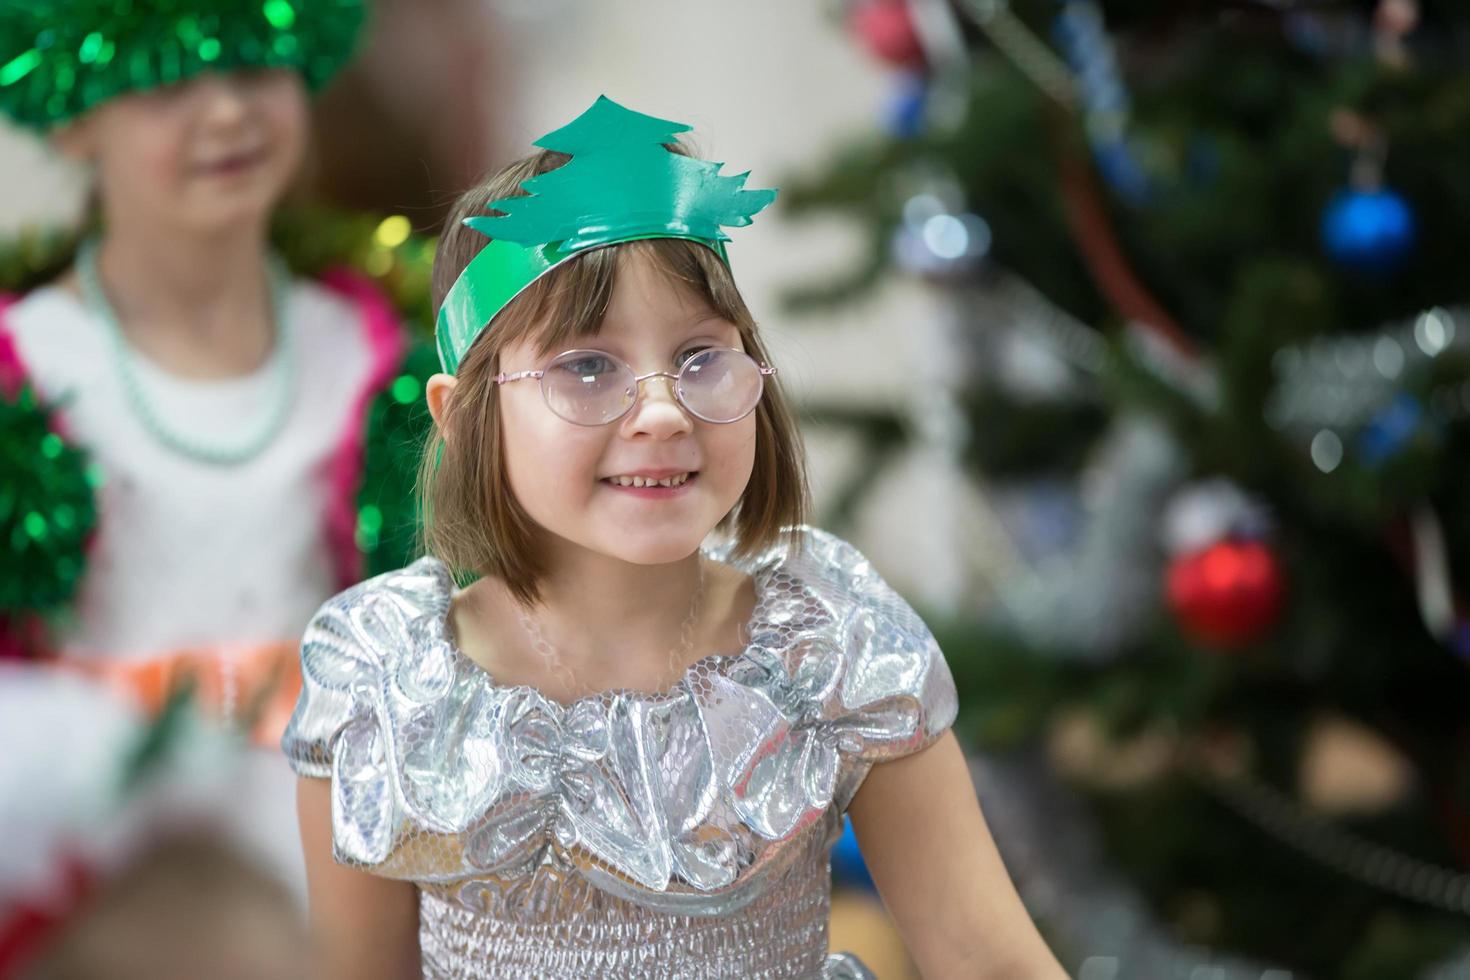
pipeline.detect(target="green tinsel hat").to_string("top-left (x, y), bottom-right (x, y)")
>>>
top-left (436, 95), bottom-right (777, 374)
top-left (0, 0), bottom-right (366, 132)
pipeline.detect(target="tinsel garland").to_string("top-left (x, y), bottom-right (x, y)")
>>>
top-left (0, 384), bottom-right (97, 614)
top-left (356, 340), bottom-right (438, 578)
top-left (0, 0), bottom-right (365, 131)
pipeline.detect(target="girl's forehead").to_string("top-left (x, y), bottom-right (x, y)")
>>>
top-left (550, 306), bottom-right (735, 352)
top-left (561, 263), bottom-right (729, 339)
top-left (610, 248), bottom-right (716, 311)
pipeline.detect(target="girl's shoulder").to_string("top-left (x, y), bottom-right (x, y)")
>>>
top-left (1, 283), bottom-right (110, 396)
top-left (281, 557), bottom-right (451, 778)
top-left (291, 270), bottom-right (398, 337)
top-left (284, 274), bottom-right (402, 370)
top-left (298, 525), bottom-right (930, 692)
top-left (321, 523), bottom-right (869, 605)
top-left (3, 280), bottom-right (85, 331)
top-left (288, 276), bottom-right (360, 336)
top-left (302, 556), bottom-right (452, 671)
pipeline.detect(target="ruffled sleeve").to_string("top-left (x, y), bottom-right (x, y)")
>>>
top-left (280, 574), bottom-right (392, 779)
top-left (804, 526), bottom-right (958, 762)
top-left (283, 559), bottom-right (472, 868)
top-left (715, 528), bottom-right (959, 835)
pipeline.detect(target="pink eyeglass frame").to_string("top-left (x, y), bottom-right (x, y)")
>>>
top-left (493, 346), bottom-right (778, 426)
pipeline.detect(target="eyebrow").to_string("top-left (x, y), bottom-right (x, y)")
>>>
top-left (598, 311), bottom-right (735, 345)
top-left (682, 307), bottom-right (739, 331)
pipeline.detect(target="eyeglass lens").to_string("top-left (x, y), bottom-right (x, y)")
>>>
top-left (540, 348), bottom-right (764, 425)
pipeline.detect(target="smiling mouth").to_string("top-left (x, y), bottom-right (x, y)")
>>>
top-left (601, 471), bottom-right (696, 488)
top-left (197, 148), bottom-right (267, 176)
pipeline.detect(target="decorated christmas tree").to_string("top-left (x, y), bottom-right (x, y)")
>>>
top-left (793, 2), bottom-right (1470, 976)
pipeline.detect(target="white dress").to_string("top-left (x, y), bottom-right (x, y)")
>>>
top-left (4, 279), bottom-right (381, 901)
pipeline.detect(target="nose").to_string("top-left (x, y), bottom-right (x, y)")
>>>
top-left (620, 373), bottom-right (693, 438)
top-left (194, 73), bottom-right (252, 125)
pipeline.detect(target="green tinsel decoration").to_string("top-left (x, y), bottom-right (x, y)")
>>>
top-left (0, 0), bottom-right (365, 131)
top-left (356, 340), bottom-right (437, 577)
top-left (0, 383), bottom-right (97, 613)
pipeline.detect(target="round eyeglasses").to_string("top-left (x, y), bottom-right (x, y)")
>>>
top-left (493, 347), bottom-right (776, 426)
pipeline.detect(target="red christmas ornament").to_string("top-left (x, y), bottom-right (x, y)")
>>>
top-left (1165, 539), bottom-right (1285, 649)
top-left (850, 0), bottom-right (926, 68)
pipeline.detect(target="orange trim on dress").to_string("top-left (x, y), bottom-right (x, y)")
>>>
top-left (52, 641), bottom-right (303, 749)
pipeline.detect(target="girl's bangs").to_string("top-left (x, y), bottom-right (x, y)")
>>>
top-left (491, 238), bottom-right (751, 360)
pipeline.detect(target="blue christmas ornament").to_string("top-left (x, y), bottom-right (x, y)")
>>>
top-left (1092, 139), bottom-right (1151, 205)
top-left (1321, 186), bottom-right (1416, 273)
top-left (887, 70), bottom-right (928, 140)
top-left (830, 815), bottom-right (874, 890)
top-left (1356, 392), bottom-right (1427, 466)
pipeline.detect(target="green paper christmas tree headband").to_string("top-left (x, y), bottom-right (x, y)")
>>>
top-left (436, 96), bottom-right (777, 375)
top-left (0, 0), bottom-right (365, 132)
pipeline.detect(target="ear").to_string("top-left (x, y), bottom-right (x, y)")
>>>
top-left (425, 373), bottom-right (458, 435)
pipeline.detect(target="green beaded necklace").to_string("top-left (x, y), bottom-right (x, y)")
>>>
top-left (76, 238), bottom-right (298, 466)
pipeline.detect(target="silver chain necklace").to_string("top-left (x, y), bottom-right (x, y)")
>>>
top-left (76, 237), bottom-right (297, 466)
top-left (519, 558), bottom-right (707, 700)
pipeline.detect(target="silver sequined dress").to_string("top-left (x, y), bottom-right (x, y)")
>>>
top-left (282, 527), bottom-right (957, 979)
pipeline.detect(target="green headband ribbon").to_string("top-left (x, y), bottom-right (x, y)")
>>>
top-left (436, 95), bottom-right (776, 375)
top-left (0, 0), bottom-right (365, 132)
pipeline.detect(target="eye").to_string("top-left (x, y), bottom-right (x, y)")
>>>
top-left (676, 345), bottom-right (714, 368)
top-left (553, 353), bottom-right (618, 377)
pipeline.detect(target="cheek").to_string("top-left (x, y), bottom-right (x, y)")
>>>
top-left (499, 394), bottom-right (603, 514)
top-left (98, 119), bottom-right (189, 194)
top-left (703, 419), bottom-right (758, 500)
top-left (261, 86), bottom-right (309, 164)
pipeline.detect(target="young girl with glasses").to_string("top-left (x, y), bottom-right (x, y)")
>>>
top-left (285, 97), bottom-right (1066, 979)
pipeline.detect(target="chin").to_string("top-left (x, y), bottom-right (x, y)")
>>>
top-left (184, 177), bottom-right (293, 231)
top-left (594, 529), bottom-right (710, 567)
top-left (181, 199), bottom-right (281, 237)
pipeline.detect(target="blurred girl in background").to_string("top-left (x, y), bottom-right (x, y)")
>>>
top-left (0, 0), bottom-right (411, 897)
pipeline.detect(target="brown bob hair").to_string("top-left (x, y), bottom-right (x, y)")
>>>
top-left (420, 146), bottom-right (809, 605)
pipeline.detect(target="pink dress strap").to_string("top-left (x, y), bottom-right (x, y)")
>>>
top-left (0, 294), bottom-right (30, 400)
top-left (316, 269), bottom-right (408, 589)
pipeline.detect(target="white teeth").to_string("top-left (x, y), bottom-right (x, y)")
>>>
top-left (609, 473), bottom-right (690, 487)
